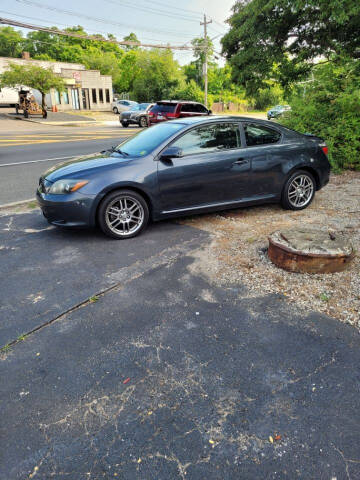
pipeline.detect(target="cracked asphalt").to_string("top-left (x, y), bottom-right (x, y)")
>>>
top-left (1, 210), bottom-right (360, 479)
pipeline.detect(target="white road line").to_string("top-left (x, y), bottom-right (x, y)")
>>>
top-left (0, 154), bottom-right (92, 168)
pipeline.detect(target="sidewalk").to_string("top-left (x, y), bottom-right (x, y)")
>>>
top-left (3, 109), bottom-right (119, 126)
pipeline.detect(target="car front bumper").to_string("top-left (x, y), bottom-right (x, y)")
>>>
top-left (36, 190), bottom-right (97, 227)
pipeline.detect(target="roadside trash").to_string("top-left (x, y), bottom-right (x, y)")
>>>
top-left (269, 436), bottom-right (274, 443)
top-left (274, 434), bottom-right (282, 441)
top-left (123, 377), bottom-right (130, 384)
top-left (209, 439), bottom-right (215, 445)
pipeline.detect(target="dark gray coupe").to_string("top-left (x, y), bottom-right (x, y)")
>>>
top-left (36, 116), bottom-right (330, 239)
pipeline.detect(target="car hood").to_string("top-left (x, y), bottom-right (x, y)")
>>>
top-left (121, 109), bottom-right (147, 118)
top-left (43, 151), bottom-right (131, 182)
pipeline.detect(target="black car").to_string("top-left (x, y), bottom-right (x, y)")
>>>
top-left (36, 116), bottom-right (330, 239)
top-left (120, 103), bottom-right (154, 128)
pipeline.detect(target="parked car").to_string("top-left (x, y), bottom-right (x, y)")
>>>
top-left (36, 116), bottom-right (330, 239)
top-left (112, 99), bottom-right (138, 114)
top-left (148, 100), bottom-right (211, 124)
top-left (120, 103), bottom-right (154, 128)
top-left (267, 104), bottom-right (291, 120)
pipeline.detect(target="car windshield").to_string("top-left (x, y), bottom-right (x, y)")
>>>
top-left (115, 122), bottom-right (184, 157)
top-left (139, 103), bottom-right (150, 110)
top-left (130, 105), bottom-right (141, 111)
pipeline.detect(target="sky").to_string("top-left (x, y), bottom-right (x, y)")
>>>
top-left (0, 0), bottom-right (236, 65)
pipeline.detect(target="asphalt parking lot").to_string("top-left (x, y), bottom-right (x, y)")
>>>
top-left (1, 209), bottom-right (360, 479)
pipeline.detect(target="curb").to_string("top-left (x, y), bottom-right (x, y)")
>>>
top-left (4, 113), bottom-right (118, 127)
top-left (0, 198), bottom-right (36, 210)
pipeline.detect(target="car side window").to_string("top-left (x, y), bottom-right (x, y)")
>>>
top-left (244, 123), bottom-right (281, 146)
top-left (197, 104), bottom-right (208, 113)
top-left (180, 104), bottom-right (192, 113)
top-left (172, 123), bottom-right (241, 156)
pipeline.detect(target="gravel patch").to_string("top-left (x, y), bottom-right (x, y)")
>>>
top-left (183, 172), bottom-right (360, 328)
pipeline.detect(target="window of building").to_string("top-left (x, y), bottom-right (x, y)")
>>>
top-left (92, 88), bottom-right (97, 103)
top-left (99, 89), bottom-right (104, 103)
top-left (62, 91), bottom-right (69, 104)
top-left (54, 90), bottom-right (61, 105)
top-left (105, 89), bottom-right (110, 103)
top-left (172, 123), bottom-right (241, 156)
top-left (244, 123), bottom-right (281, 146)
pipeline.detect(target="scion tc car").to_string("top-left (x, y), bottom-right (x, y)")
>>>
top-left (36, 116), bottom-right (330, 239)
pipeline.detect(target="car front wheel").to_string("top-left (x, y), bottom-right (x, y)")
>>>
top-left (281, 170), bottom-right (315, 210)
top-left (121, 121), bottom-right (129, 128)
top-left (113, 107), bottom-right (119, 114)
top-left (98, 190), bottom-right (149, 239)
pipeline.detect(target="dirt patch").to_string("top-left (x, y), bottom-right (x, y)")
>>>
top-left (184, 172), bottom-right (360, 328)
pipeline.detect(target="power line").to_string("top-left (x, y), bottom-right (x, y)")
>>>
top-left (0, 9), bottom-right (194, 43)
top-left (0, 16), bottom-right (205, 50)
top-left (14, 0), bottom-right (198, 38)
top-left (102, 0), bottom-right (201, 22)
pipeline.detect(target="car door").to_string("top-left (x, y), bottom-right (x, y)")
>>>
top-left (157, 122), bottom-right (253, 212)
top-left (237, 122), bottom-right (287, 198)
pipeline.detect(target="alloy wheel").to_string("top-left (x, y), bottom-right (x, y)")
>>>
top-left (287, 174), bottom-right (314, 208)
top-left (105, 195), bottom-right (144, 237)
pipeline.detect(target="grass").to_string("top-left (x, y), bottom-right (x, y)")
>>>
top-left (0, 343), bottom-right (11, 353)
top-left (89, 295), bottom-right (99, 303)
top-left (319, 292), bottom-right (331, 302)
top-left (27, 201), bottom-right (37, 209)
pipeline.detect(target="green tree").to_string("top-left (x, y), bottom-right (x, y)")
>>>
top-left (122, 33), bottom-right (140, 50)
top-left (222, 0), bottom-right (360, 94)
top-left (0, 63), bottom-right (65, 113)
top-left (130, 49), bottom-right (185, 101)
top-left (0, 27), bottom-right (24, 58)
top-left (279, 57), bottom-right (360, 171)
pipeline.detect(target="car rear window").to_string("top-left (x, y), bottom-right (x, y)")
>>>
top-left (151, 103), bottom-right (177, 113)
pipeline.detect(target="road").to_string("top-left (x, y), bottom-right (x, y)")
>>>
top-left (1, 210), bottom-right (360, 479)
top-left (0, 119), bottom-right (136, 205)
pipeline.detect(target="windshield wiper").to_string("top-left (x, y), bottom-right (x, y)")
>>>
top-left (115, 149), bottom-right (129, 156)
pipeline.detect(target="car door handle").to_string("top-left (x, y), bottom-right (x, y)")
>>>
top-left (233, 158), bottom-right (249, 165)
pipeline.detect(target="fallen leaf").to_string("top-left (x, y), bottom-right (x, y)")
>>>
top-left (269, 436), bottom-right (274, 443)
top-left (209, 439), bottom-right (215, 444)
top-left (274, 434), bottom-right (282, 441)
top-left (137, 458), bottom-right (142, 464)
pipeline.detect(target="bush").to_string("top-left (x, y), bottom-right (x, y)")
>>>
top-left (279, 58), bottom-right (360, 171)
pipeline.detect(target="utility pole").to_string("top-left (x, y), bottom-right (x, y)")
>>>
top-left (200, 14), bottom-right (212, 108)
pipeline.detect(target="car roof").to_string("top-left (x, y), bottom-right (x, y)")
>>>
top-left (170, 115), bottom-right (274, 125)
top-left (156, 100), bottom-right (202, 105)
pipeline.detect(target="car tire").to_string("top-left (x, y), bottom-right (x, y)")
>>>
top-left (281, 170), bottom-right (316, 211)
top-left (97, 190), bottom-right (149, 239)
top-left (139, 116), bottom-right (148, 128)
top-left (121, 121), bottom-right (129, 128)
top-left (113, 107), bottom-right (119, 114)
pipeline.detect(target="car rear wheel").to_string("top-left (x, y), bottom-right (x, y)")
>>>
top-left (121, 121), bottom-right (129, 128)
top-left (113, 107), bottom-right (119, 114)
top-left (139, 116), bottom-right (148, 128)
top-left (98, 190), bottom-right (149, 239)
top-left (281, 170), bottom-right (315, 210)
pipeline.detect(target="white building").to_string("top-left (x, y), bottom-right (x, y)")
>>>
top-left (0, 53), bottom-right (113, 111)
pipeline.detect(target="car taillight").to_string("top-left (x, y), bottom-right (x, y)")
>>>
top-left (321, 146), bottom-right (328, 156)
top-left (149, 112), bottom-right (154, 117)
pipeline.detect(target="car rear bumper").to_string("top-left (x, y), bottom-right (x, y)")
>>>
top-left (36, 190), bottom-right (96, 227)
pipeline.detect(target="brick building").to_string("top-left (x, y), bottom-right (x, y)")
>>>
top-left (0, 53), bottom-right (113, 111)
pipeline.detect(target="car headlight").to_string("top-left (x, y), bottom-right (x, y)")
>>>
top-left (48, 179), bottom-right (88, 194)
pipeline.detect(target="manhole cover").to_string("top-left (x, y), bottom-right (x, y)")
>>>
top-left (268, 229), bottom-right (354, 273)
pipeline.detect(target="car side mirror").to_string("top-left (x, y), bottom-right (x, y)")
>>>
top-left (160, 146), bottom-right (183, 160)
top-left (208, 109), bottom-right (212, 115)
